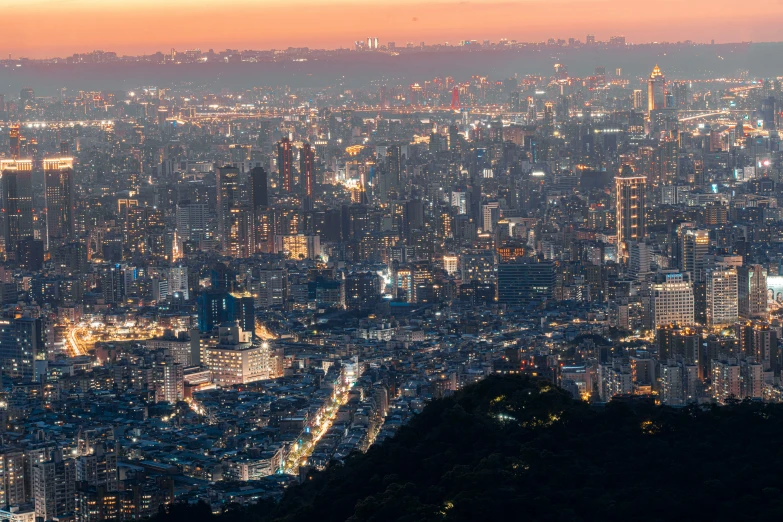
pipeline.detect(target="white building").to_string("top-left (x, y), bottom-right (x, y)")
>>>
top-left (707, 266), bottom-right (738, 326)
top-left (207, 324), bottom-right (270, 387)
top-left (650, 272), bottom-right (694, 327)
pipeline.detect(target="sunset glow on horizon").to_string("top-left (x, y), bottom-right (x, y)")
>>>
top-left (6, 0), bottom-right (783, 58)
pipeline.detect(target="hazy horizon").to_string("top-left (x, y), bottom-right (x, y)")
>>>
top-left (7, 0), bottom-right (783, 58)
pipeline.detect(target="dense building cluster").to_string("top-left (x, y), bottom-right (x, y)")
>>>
top-left (0, 40), bottom-right (781, 520)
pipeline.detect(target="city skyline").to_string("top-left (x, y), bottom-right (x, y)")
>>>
top-left (8, 0), bottom-right (783, 58)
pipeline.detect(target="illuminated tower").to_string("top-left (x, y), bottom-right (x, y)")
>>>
top-left (43, 158), bottom-right (75, 250)
top-left (451, 87), bottom-right (460, 110)
top-left (299, 142), bottom-right (315, 211)
top-left (647, 64), bottom-right (666, 117)
top-left (277, 137), bottom-right (293, 193)
top-left (615, 164), bottom-right (646, 254)
top-left (9, 125), bottom-right (20, 159)
top-left (0, 159), bottom-right (33, 259)
top-left (216, 166), bottom-right (241, 252)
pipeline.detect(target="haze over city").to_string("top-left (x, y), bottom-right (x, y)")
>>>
top-left (7, 0), bottom-right (783, 57)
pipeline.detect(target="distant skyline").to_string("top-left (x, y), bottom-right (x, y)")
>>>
top-left (7, 0), bottom-right (783, 58)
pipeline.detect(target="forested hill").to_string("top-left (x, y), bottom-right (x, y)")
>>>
top-left (158, 375), bottom-right (783, 522)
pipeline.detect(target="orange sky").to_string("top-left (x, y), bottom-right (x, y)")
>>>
top-left (6, 0), bottom-right (783, 58)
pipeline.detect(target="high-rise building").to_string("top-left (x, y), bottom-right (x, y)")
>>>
top-left (0, 317), bottom-right (44, 382)
top-left (277, 137), bottom-right (293, 193)
top-left (738, 264), bottom-right (767, 320)
top-left (614, 165), bottom-right (646, 254)
top-left (679, 226), bottom-right (709, 283)
top-left (176, 201), bottom-right (209, 244)
top-left (155, 361), bottom-right (184, 404)
top-left (43, 158), bottom-right (75, 249)
top-left (216, 166), bottom-right (241, 252)
top-left (386, 145), bottom-right (401, 189)
top-left (0, 449), bottom-right (26, 507)
top-left (650, 272), bottom-right (694, 328)
top-left (300, 142), bottom-right (315, 210)
top-left (250, 166), bottom-right (268, 210)
top-left (0, 160), bottom-right (33, 259)
top-left (206, 323), bottom-right (270, 386)
top-left (647, 64), bottom-right (666, 117)
top-left (33, 451), bottom-right (76, 521)
top-left (497, 260), bottom-right (555, 306)
top-left (706, 265), bottom-right (738, 327)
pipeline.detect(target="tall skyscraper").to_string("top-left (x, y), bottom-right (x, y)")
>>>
top-left (216, 165), bottom-right (241, 252)
top-left (277, 137), bottom-right (293, 193)
top-left (8, 125), bottom-right (20, 159)
top-left (679, 227), bottom-right (710, 283)
top-left (0, 159), bottom-right (33, 259)
top-left (614, 165), bottom-right (646, 254)
top-left (43, 157), bottom-right (75, 250)
top-left (250, 166), bottom-right (268, 210)
top-left (738, 264), bottom-right (767, 320)
top-left (647, 64), bottom-right (666, 117)
top-left (706, 265), bottom-right (738, 327)
top-left (386, 145), bottom-right (401, 189)
top-left (300, 142), bottom-right (315, 210)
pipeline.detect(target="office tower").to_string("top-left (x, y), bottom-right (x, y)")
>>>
top-left (632, 90), bottom-right (643, 109)
top-left (679, 226), bottom-right (709, 282)
top-left (250, 166), bottom-right (268, 210)
top-left (614, 165), bottom-right (646, 254)
top-left (461, 251), bottom-right (496, 284)
top-left (206, 323), bottom-right (270, 386)
top-left (8, 126), bottom-right (20, 159)
top-left (656, 139), bottom-right (678, 184)
top-left (497, 260), bottom-right (555, 306)
top-left (650, 272), bottom-right (694, 328)
top-left (300, 142), bottom-right (315, 210)
top-left (386, 145), bottom-right (401, 188)
top-left (738, 264), bottom-right (767, 320)
top-left (43, 158), bottom-right (75, 249)
top-left (216, 165), bottom-right (241, 252)
top-left (255, 268), bottom-right (287, 308)
top-left (17, 237), bottom-right (43, 271)
top-left (0, 160), bottom-right (33, 259)
top-left (197, 291), bottom-right (253, 333)
top-left (225, 205), bottom-right (254, 258)
top-left (761, 96), bottom-right (776, 130)
top-left (647, 64), bottom-right (666, 117)
top-left (481, 201), bottom-right (500, 233)
top-left (100, 264), bottom-right (124, 304)
top-left (197, 291), bottom-right (230, 332)
top-left (277, 137), bottom-right (293, 193)
top-left (586, 34), bottom-right (595, 45)
top-left (168, 266), bottom-right (189, 300)
top-left (176, 201), bottom-right (208, 244)
top-left (628, 242), bottom-right (651, 279)
top-left (33, 451), bottom-right (76, 521)
top-left (706, 266), bottom-right (738, 327)
top-left (0, 317), bottom-right (44, 382)
top-left (227, 292), bottom-right (255, 337)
